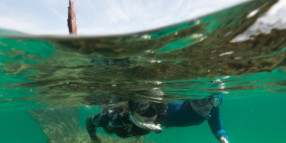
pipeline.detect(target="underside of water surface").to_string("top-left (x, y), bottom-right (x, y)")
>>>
top-left (0, 0), bottom-right (285, 143)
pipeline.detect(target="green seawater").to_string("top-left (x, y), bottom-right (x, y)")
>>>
top-left (0, 0), bottom-right (286, 142)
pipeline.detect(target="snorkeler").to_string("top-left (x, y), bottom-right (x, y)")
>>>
top-left (86, 89), bottom-right (228, 143)
top-left (160, 95), bottom-right (229, 143)
top-left (86, 100), bottom-right (166, 142)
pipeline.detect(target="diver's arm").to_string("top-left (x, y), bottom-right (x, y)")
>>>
top-left (207, 107), bottom-right (229, 143)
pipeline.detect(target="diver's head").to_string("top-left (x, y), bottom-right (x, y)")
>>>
top-left (129, 100), bottom-right (166, 117)
top-left (129, 101), bottom-right (164, 132)
top-left (191, 95), bottom-right (222, 119)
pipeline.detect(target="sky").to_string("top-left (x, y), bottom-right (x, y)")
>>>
top-left (0, 0), bottom-right (270, 36)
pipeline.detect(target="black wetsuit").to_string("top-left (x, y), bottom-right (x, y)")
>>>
top-left (90, 107), bottom-right (150, 138)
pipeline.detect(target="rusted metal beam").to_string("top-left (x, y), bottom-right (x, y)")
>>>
top-left (67, 0), bottom-right (77, 35)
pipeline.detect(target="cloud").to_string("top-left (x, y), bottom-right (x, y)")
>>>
top-left (76, 0), bottom-right (247, 35)
top-left (0, 0), bottom-right (68, 34)
top-left (42, 0), bottom-right (69, 20)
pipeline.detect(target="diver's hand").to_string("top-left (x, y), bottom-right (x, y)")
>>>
top-left (219, 137), bottom-right (228, 143)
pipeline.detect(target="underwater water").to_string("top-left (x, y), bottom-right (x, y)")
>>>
top-left (0, 0), bottom-right (286, 142)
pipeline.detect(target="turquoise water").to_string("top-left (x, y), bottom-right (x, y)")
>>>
top-left (1, 0), bottom-right (286, 142)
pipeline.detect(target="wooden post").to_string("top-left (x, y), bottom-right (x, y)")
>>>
top-left (67, 0), bottom-right (77, 35)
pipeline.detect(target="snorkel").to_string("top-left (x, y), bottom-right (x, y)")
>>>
top-left (128, 100), bottom-right (163, 133)
top-left (129, 112), bottom-right (162, 133)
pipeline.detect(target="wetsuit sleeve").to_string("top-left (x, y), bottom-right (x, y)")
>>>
top-left (207, 107), bottom-right (229, 142)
